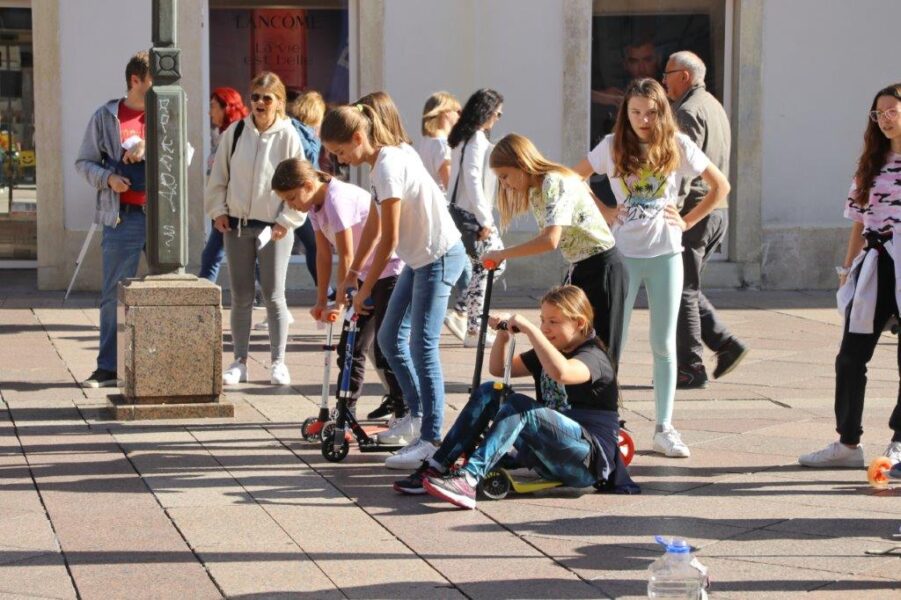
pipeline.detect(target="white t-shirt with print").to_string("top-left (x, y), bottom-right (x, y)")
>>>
top-left (416, 136), bottom-right (451, 191)
top-left (370, 145), bottom-right (461, 269)
top-left (587, 133), bottom-right (710, 258)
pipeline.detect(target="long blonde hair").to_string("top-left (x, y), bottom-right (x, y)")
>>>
top-left (249, 71), bottom-right (288, 119)
top-left (421, 91), bottom-right (460, 137)
top-left (612, 78), bottom-right (680, 178)
top-left (489, 133), bottom-right (579, 230)
top-left (320, 103), bottom-right (405, 148)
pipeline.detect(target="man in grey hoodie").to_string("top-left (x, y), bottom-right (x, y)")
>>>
top-left (76, 51), bottom-right (152, 388)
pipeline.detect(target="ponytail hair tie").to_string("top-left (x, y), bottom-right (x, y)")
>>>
top-left (355, 103), bottom-right (365, 113)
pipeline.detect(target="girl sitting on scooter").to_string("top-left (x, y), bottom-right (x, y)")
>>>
top-left (271, 157), bottom-right (407, 427)
top-left (396, 285), bottom-right (639, 507)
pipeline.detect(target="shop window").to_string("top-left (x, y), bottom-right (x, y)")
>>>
top-left (590, 0), bottom-right (730, 258)
top-left (0, 6), bottom-right (35, 262)
top-left (209, 1), bottom-right (349, 106)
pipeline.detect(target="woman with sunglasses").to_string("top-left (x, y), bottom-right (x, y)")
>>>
top-left (447, 88), bottom-right (507, 347)
top-left (799, 83), bottom-right (901, 469)
top-left (205, 71), bottom-right (305, 386)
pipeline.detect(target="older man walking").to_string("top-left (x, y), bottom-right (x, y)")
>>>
top-left (663, 50), bottom-right (748, 389)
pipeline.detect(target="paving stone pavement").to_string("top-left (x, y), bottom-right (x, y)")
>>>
top-left (1, 274), bottom-right (900, 599)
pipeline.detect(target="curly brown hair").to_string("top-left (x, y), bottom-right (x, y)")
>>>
top-left (852, 83), bottom-right (901, 206)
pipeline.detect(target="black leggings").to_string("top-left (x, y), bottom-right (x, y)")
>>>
top-left (569, 247), bottom-right (628, 367)
top-left (835, 247), bottom-right (901, 445)
top-left (335, 276), bottom-right (403, 416)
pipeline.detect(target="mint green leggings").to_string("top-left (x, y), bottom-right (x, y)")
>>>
top-left (621, 253), bottom-right (683, 426)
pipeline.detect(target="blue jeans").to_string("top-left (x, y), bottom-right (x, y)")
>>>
top-left (432, 382), bottom-right (500, 468)
top-left (98, 209), bottom-right (146, 371)
top-left (462, 393), bottom-right (597, 488)
top-left (198, 223), bottom-right (224, 282)
top-left (378, 242), bottom-right (467, 443)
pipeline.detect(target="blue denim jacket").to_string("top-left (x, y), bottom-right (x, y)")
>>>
top-left (75, 98), bottom-right (128, 227)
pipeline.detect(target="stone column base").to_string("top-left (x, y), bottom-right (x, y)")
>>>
top-left (116, 275), bottom-right (232, 420)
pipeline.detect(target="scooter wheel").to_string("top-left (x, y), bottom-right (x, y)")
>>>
top-left (301, 417), bottom-right (320, 442)
top-left (868, 456), bottom-right (893, 489)
top-left (618, 430), bottom-right (636, 466)
top-left (479, 470), bottom-right (511, 500)
top-left (322, 438), bottom-right (349, 462)
top-left (321, 421), bottom-right (336, 443)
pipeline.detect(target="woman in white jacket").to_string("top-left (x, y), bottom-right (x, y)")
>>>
top-left (447, 89), bottom-right (507, 347)
top-left (205, 71), bottom-right (305, 386)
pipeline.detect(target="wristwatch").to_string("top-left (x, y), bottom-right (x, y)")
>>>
top-left (835, 265), bottom-right (850, 276)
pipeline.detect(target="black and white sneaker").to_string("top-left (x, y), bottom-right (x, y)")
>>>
top-left (393, 461), bottom-right (442, 495)
top-left (82, 369), bottom-right (118, 389)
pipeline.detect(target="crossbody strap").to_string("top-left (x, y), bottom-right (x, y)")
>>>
top-left (449, 138), bottom-right (469, 207)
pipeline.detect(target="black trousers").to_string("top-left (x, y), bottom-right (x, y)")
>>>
top-left (676, 208), bottom-right (733, 370)
top-left (569, 247), bottom-right (628, 366)
top-left (335, 275), bottom-right (403, 405)
top-left (835, 248), bottom-right (901, 445)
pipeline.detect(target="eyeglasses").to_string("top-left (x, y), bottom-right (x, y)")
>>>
top-left (662, 69), bottom-right (686, 77)
top-left (870, 108), bottom-right (900, 123)
top-left (251, 93), bottom-right (275, 105)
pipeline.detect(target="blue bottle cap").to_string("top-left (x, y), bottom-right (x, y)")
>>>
top-left (655, 536), bottom-right (691, 553)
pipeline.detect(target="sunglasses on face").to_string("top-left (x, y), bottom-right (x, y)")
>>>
top-left (251, 93), bottom-right (276, 105)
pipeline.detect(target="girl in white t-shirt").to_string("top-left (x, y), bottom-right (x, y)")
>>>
top-left (417, 91), bottom-right (460, 191)
top-left (321, 98), bottom-right (467, 470)
top-left (417, 92), bottom-right (472, 340)
top-left (574, 78), bottom-right (729, 458)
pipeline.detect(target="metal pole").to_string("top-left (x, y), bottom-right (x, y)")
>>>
top-left (146, 0), bottom-right (187, 275)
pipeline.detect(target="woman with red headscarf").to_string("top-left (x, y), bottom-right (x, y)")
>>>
top-left (199, 87), bottom-right (249, 281)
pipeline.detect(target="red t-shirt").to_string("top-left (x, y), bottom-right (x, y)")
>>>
top-left (117, 100), bottom-right (146, 206)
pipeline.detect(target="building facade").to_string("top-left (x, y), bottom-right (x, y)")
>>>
top-left (15, 0), bottom-right (901, 291)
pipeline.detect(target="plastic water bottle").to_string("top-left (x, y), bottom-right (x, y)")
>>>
top-left (647, 536), bottom-right (708, 599)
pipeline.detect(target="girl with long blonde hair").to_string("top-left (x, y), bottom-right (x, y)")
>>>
top-left (574, 78), bottom-right (730, 458)
top-left (482, 133), bottom-right (627, 366)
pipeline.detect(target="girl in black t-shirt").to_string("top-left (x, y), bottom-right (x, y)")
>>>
top-left (417, 285), bottom-right (638, 509)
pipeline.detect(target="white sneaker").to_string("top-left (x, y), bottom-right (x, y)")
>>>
top-left (253, 313), bottom-right (295, 331)
top-left (270, 361), bottom-right (291, 385)
top-left (222, 361), bottom-right (247, 385)
top-left (463, 330), bottom-right (495, 349)
top-left (798, 441), bottom-right (864, 468)
top-left (445, 310), bottom-right (467, 341)
top-left (377, 414), bottom-right (420, 445)
top-left (385, 438), bottom-right (438, 470)
top-left (883, 441), bottom-right (901, 465)
top-left (652, 425), bottom-right (691, 458)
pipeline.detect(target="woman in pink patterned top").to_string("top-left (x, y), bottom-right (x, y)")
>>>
top-left (799, 83), bottom-right (901, 469)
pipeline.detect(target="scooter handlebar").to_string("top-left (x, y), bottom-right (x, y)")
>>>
top-left (496, 320), bottom-right (520, 333)
top-left (484, 259), bottom-right (498, 270)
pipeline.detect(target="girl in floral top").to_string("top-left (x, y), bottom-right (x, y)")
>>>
top-left (799, 83), bottom-right (901, 469)
top-left (482, 133), bottom-right (628, 365)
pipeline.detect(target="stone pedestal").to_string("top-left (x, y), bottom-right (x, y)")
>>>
top-left (113, 275), bottom-right (232, 420)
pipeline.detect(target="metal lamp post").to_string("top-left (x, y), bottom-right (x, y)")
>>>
top-left (145, 0), bottom-right (188, 275)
